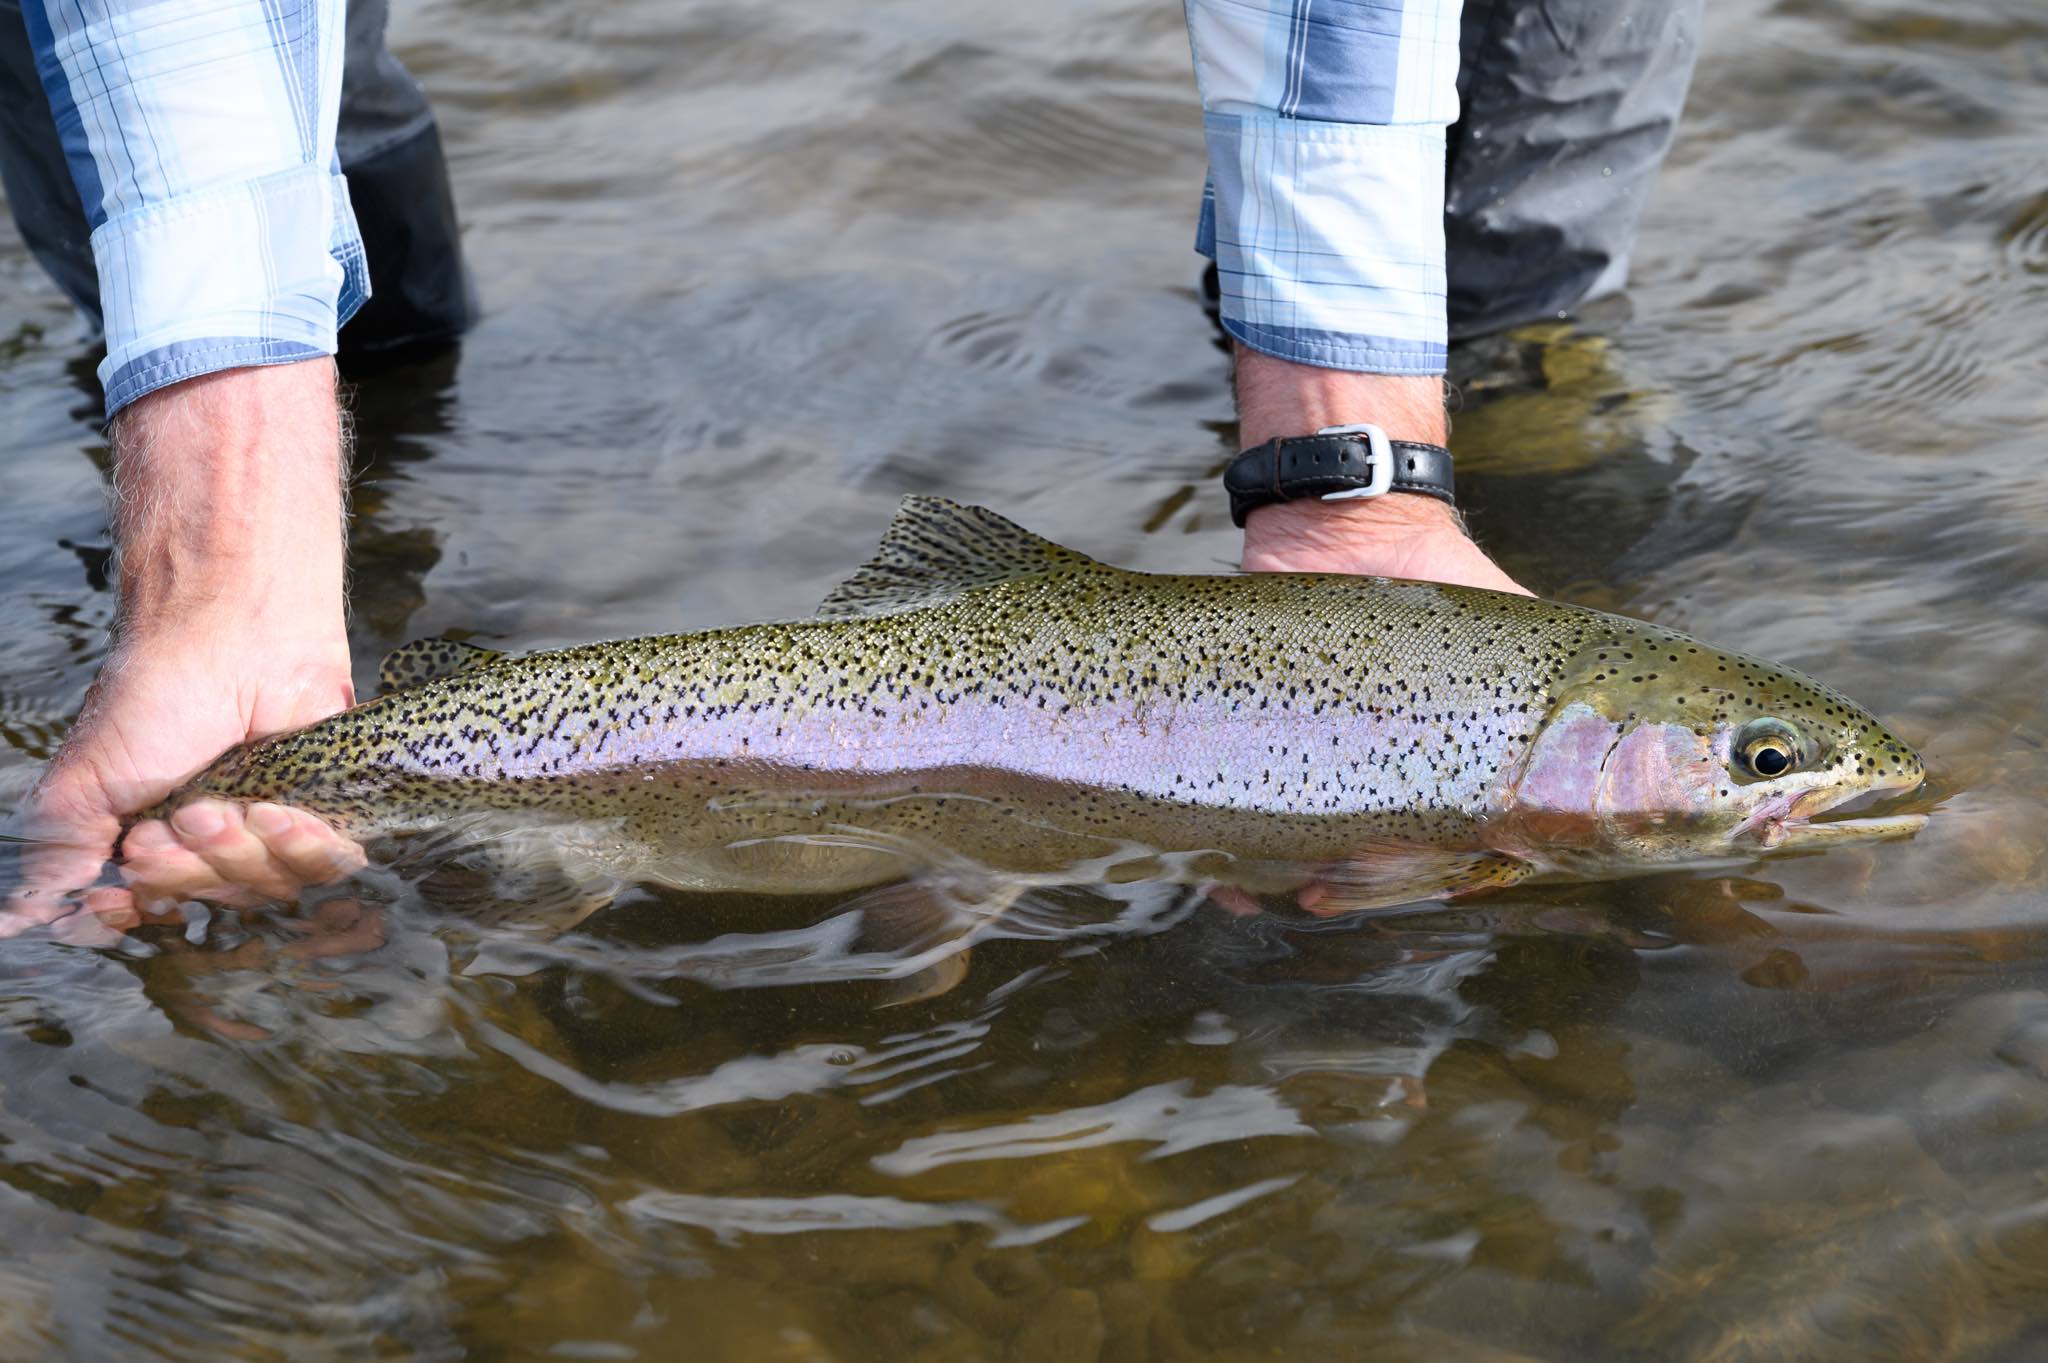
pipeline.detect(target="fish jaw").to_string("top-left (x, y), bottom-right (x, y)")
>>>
top-left (1756, 811), bottom-right (1929, 851)
top-left (1742, 770), bottom-right (1930, 852)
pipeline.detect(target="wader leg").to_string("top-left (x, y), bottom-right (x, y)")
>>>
top-left (0, 0), bottom-right (473, 355)
top-left (334, 0), bottom-right (476, 358)
top-left (1446, 0), bottom-right (1705, 339)
top-left (0, 0), bottom-right (97, 328)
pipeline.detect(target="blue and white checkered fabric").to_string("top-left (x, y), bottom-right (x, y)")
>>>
top-left (1187, 0), bottom-right (1459, 375)
top-left (21, 0), bottom-right (1450, 416)
top-left (23, 0), bottom-right (366, 417)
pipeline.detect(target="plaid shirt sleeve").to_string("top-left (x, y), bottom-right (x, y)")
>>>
top-left (23, 0), bottom-right (368, 418)
top-left (1187, 0), bottom-right (1458, 376)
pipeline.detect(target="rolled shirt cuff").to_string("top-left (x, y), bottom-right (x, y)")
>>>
top-left (1197, 112), bottom-right (1448, 376)
top-left (92, 162), bottom-right (368, 416)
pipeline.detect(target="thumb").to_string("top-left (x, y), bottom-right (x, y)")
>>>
top-left (3, 761), bottom-right (125, 933)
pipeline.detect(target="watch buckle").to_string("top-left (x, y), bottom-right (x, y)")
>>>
top-left (1314, 422), bottom-right (1395, 501)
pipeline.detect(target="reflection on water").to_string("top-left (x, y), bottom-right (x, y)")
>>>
top-left (2, 0), bottom-right (2047, 1357)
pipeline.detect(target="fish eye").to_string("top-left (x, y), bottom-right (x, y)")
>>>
top-left (1733, 720), bottom-right (1805, 780)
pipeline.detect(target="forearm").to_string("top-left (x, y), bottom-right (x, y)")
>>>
top-left (110, 361), bottom-right (349, 654)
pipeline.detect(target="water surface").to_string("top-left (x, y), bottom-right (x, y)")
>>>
top-left (2, 0), bottom-right (2046, 1357)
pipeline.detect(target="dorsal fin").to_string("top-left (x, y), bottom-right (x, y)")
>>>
top-left (816, 497), bottom-right (1102, 619)
top-left (377, 638), bottom-right (505, 695)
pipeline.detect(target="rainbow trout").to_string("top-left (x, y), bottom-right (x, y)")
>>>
top-left (147, 498), bottom-right (1926, 937)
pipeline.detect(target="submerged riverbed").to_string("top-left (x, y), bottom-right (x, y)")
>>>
top-left (3, 0), bottom-right (2047, 1358)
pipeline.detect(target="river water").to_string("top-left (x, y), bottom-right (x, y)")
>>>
top-left (2, 0), bottom-right (2046, 1358)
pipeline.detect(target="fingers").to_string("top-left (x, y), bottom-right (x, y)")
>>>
top-left (118, 818), bottom-right (230, 908)
top-left (122, 809), bottom-right (274, 909)
top-left (3, 888), bottom-right (146, 948)
top-left (46, 911), bottom-right (125, 948)
top-left (248, 803), bottom-right (366, 885)
top-left (3, 841), bottom-right (120, 935)
top-left (1296, 880), bottom-right (1350, 917)
top-left (11, 796), bottom-right (367, 945)
top-left (82, 886), bottom-right (142, 931)
top-left (279, 898), bottom-right (386, 959)
top-left (1204, 884), bottom-right (1266, 918)
top-left (2, 856), bottom-right (106, 935)
top-left (120, 801), bottom-right (365, 912)
top-left (169, 800), bottom-right (307, 904)
top-left (3, 771), bottom-right (122, 935)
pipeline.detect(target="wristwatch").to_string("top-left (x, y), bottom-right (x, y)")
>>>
top-left (1222, 422), bottom-right (1456, 529)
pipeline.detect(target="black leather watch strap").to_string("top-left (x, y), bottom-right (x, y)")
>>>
top-left (1223, 431), bottom-right (1456, 528)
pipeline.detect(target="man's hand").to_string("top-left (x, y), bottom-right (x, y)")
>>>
top-left (6, 362), bottom-right (365, 938)
top-left (1232, 346), bottom-right (1532, 596)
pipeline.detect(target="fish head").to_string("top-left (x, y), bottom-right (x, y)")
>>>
top-left (1494, 625), bottom-right (1927, 874)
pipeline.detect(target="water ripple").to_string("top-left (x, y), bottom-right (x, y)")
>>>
top-left (870, 1079), bottom-right (1313, 1176)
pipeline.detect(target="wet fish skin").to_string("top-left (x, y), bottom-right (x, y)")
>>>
top-left (145, 498), bottom-right (1926, 911)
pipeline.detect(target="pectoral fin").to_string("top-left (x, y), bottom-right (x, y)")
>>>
top-left (378, 638), bottom-right (505, 695)
top-left (415, 855), bottom-right (618, 933)
top-left (1298, 845), bottom-right (1532, 917)
top-left (840, 878), bottom-right (1024, 1006)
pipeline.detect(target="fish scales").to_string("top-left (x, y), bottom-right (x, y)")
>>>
top-left (153, 498), bottom-right (1927, 909)
top-left (189, 577), bottom-right (1575, 835)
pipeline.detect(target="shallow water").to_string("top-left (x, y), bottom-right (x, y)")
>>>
top-left (3, 0), bottom-right (2047, 1357)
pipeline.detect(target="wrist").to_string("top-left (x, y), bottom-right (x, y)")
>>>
top-left (1233, 345), bottom-right (1447, 448)
top-left (101, 596), bottom-right (352, 716)
top-left (116, 544), bottom-right (346, 627)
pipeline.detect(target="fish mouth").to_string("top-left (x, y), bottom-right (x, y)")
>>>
top-left (1755, 773), bottom-right (1930, 851)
